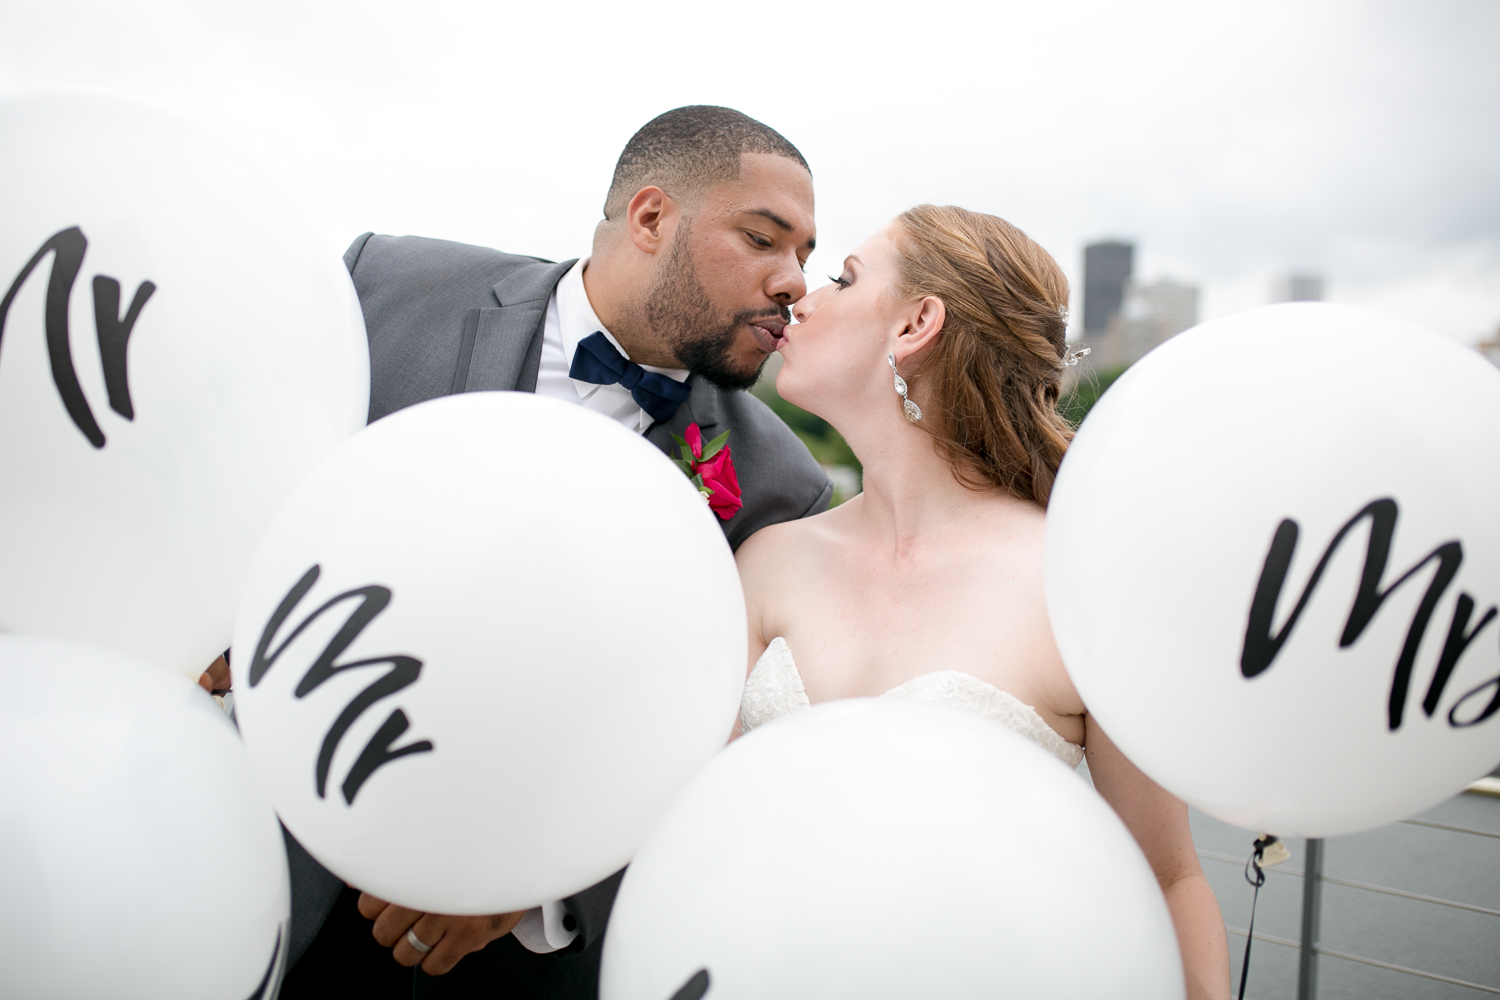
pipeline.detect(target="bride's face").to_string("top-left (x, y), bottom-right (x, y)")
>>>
top-left (778, 224), bottom-right (904, 420)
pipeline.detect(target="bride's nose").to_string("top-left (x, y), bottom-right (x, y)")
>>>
top-left (792, 284), bottom-right (832, 323)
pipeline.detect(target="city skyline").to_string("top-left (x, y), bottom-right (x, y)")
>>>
top-left (1079, 233), bottom-right (1334, 352)
top-left (1080, 239), bottom-right (1205, 370)
top-left (2, 1), bottom-right (1496, 346)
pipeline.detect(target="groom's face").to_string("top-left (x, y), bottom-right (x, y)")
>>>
top-left (649, 154), bottom-right (816, 390)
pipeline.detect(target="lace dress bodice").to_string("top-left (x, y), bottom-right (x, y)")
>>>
top-left (739, 637), bottom-right (1085, 768)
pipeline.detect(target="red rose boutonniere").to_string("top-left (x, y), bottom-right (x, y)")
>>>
top-left (672, 422), bottom-right (743, 521)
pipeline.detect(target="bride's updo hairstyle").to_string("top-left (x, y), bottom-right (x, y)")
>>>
top-left (893, 204), bottom-right (1075, 506)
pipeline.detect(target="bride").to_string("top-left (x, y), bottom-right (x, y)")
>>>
top-left (736, 204), bottom-right (1231, 1000)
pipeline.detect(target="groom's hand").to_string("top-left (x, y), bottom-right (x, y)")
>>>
top-left (358, 892), bottom-right (527, 976)
top-left (197, 653), bottom-right (231, 693)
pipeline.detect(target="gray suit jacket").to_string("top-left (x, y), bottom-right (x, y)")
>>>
top-left (344, 232), bottom-right (833, 551)
top-left (280, 233), bottom-right (830, 976)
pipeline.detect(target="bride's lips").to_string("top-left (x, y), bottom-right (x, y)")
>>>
top-left (748, 320), bottom-right (788, 353)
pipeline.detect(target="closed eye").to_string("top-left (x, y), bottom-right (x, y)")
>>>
top-left (829, 275), bottom-right (850, 289)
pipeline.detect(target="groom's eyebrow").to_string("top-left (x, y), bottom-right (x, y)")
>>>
top-left (747, 208), bottom-right (816, 250)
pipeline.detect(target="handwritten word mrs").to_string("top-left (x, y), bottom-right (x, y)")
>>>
top-left (1242, 497), bottom-right (1498, 731)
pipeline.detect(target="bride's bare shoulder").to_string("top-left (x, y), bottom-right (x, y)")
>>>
top-left (974, 491), bottom-right (1048, 550)
top-left (736, 499), bottom-right (849, 573)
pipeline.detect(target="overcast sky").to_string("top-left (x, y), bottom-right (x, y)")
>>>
top-left (3, 0), bottom-right (1497, 342)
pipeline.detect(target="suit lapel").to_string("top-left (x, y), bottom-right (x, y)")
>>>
top-left (644, 373), bottom-right (723, 459)
top-left (458, 259), bottom-right (575, 393)
top-left (462, 257), bottom-right (720, 461)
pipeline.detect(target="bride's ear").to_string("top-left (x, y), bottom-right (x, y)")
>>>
top-left (894, 295), bottom-right (945, 364)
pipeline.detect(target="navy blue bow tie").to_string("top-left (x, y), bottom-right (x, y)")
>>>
top-left (569, 331), bottom-right (693, 424)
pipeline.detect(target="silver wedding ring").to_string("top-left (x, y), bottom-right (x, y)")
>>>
top-left (406, 927), bottom-right (433, 954)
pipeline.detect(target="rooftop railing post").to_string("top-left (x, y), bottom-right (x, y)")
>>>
top-left (1298, 838), bottom-right (1325, 1000)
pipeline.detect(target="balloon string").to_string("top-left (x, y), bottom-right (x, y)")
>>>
top-left (1237, 834), bottom-right (1275, 1000)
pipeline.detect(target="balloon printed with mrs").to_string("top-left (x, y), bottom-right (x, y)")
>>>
top-left (1046, 303), bottom-right (1500, 838)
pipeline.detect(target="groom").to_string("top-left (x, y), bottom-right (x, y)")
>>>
top-left (279, 106), bottom-right (830, 1000)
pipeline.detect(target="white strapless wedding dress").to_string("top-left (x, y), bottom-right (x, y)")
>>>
top-left (739, 637), bottom-right (1085, 768)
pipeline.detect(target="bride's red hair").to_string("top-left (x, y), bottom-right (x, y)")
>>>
top-left (893, 204), bottom-right (1075, 506)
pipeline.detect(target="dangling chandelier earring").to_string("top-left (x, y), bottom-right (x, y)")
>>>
top-left (887, 353), bottom-right (922, 423)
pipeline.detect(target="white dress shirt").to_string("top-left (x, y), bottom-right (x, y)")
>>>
top-left (512, 898), bottom-right (580, 955)
top-left (533, 257), bottom-right (689, 434)
top-left (511, 258), bottom-right (688, 955)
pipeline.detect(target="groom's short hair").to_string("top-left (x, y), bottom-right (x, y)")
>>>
top-left (603, 106), bottom-right (809, 220)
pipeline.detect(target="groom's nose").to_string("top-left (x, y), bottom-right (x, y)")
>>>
top-left (765, 255), bottom-right (807, 306)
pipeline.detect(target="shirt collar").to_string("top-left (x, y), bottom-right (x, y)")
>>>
top-left (558, 258), bottom-right (690, 400)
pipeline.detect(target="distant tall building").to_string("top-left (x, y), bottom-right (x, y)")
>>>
top-left (1083, 241), bottom-right (1134, 334)
top-left (1274, 273), bottom-right (1325, 302)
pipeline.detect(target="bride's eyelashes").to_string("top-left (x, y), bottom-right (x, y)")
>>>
top-left (829, 275), bottom-right (851, 290)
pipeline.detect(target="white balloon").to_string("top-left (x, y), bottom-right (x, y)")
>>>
top-left (1047, 303), bottom-right (1500, 838)
top-left (601, 699), bottom-right (1183, 1000)
top-left (0, 634), bottom-right (289, 1000)
top-left (232, 391), bottom-right (746, 914)
top-left (0, 92), bottom-right (369, 679)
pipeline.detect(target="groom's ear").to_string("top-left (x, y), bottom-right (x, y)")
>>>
top-left (895, 295), bottom-right (946, 363)
top-left (624, 186), bottom-right (680, 256)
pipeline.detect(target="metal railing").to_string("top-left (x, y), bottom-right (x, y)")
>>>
top-left (1200, 783), bottom-right (1500, 999)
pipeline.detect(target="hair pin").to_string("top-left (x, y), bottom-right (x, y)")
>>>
top-left (1062, 345), bottom-right (1091, 368)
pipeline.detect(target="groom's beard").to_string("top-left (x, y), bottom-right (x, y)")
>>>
top-left (646, 229), bottom-right (786, 392)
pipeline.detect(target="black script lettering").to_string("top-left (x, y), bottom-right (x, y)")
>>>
top-left (0, 227), bottom-right (101, 446)
top-left (1449, 674), bottom-right (1500, 728)
top-left (1241, 498), bottom-right (1463, 730)
top-left (91, 274), bottom-right (154, 420)
top-left (0, 226), bottom-right (153, 446)
top-left (250, 565), bottom-right (434, 804)
top-left (1422, 593), bottom-right (1498, 718)
top-left (342, 708), bottom-right (430, 805)
top-left (668, 969), bottom-right (710, 1000)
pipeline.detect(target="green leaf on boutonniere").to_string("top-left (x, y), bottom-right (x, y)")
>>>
top-left (692, 472), bottom-right (711, 494)
top-left (697, 429), bottom-right (731, 462)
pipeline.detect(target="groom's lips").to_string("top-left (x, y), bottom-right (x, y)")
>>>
top-left (748, 320), bottom-right (787, 353)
